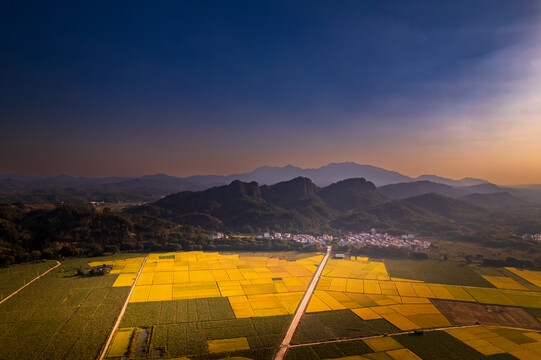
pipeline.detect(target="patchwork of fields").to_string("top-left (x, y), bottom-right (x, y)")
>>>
top-left (94, 251), bottom-right (323, 358)
top-left (98, 252), bottom-right (322, 318)
top-left (1, 251), bottom-right (540, 360)
top-left (292, 256), bottom-right (541, 360)
top-left (302, 257), bottom-right (541, 333)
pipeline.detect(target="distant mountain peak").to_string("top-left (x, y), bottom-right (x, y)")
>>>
top-left (414, 174), bottom-right (489, 187)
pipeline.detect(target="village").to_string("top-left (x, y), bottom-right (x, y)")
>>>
top-left (247, 229), bottom-right (432, 252)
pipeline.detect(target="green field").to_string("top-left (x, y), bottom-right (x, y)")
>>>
top-left (0, 260), bottom-right (58, 300)
top-left (288, 330), bottom-right (521, 360)
top-left (0, 256), bottom-right (137, 360)
top-left (384, 259), bottom-right (495, 287)
top-left (292, 310), bottom-right (399, 345)
top-left (394, 331), bottom-right (486, 359)
top-left (119, 298), bottom-right (292, 359)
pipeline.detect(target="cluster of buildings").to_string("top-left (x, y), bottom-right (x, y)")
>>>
top-left (260, 232), bottom-right (292, 240)
top-left (336, 229), bottom-right (430, 251)
top-left (208, 232), bottom-right (225, 240)
top-left (522, 234), bottom-right (541, 241)
top-left (214, 228), bottom-right (430, 252)
top-left (286, 228), bottom-right (430, 252)
top-left (292, 234), bottom-right (334, 245)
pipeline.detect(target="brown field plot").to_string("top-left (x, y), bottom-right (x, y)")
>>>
top-left (432, 299), bottom-right (541, 330)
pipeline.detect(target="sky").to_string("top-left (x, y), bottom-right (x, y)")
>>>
top-left (1, 1), bottom-right (540, 185)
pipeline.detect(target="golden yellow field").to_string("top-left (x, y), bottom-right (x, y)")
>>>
top-left (307, 257), bottom-right (541, 331)
top-left (207, 337), bottom-right (250, 353)
top-left (505, 267), bottom-right (541, 288)
top-left (482, 275), bottom-right (528, 290)
top-left (446, 326), bottom-right (541, 359)
top-left (91, 252), bottom-right (541, 332)
top-left (93, 251), bottom-right (321, 319)
top-left (107, 327), bottom-right (134, 357)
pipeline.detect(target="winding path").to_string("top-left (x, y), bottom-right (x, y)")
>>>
top-left (0, 260), bottom-right (61, 305)
top-left (275, 246), bottom-right (332, 360)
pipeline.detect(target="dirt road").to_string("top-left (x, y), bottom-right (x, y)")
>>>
top-left (0, 260), bottom-right (61, 306)
top-left (98, 256), bottom-right (148, 360)
top-left (275, 246), bottom-right (332, 360)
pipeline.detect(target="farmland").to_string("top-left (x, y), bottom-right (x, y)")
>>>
top-left (98, 251), bottom-right (320, 358)
top-left (0, 250), bottom-right (540, 360)
top-left (0, 256), bottom-right (134, 360)
top-left (291, 255), bottom-right (541, 360)
top-left (0, 260), bottom-right (58, 299)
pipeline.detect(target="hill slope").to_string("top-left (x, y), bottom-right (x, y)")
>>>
top-left (128, 179), bottom-right (329, 232)
top-left (332, 193), bottom-right (484, 236)
top-left (318, 178), bottom-right (387, 210)
top-left (378, 181), bottom-right (460, 200)
top-left (460, 192), bottom-right (528, 208)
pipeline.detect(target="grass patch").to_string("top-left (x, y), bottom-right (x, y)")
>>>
top-left (287, 346), bottom-right (320, 360)
top-left (395, 330), bottom-right (486, 359)
top-left (334, 339), bottom-right (374, 356)
top-left (0, 260), bottom-right (58, 300)
top-left (384, 259), bottom-right (495, 287)
top-left (293, 310), bottom-right (399, 344)
top-left (523, 307), bottom-right (541, 320)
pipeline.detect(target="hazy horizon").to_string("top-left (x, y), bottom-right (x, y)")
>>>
top-left (1, 1), bottom-right (540, 185)
top-left (1, 160), bottom-right (536, 186)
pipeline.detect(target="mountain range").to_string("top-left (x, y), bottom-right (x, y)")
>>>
top-left (1, 162), bottom-right (540, 205)
top-left (126, 176), bottom-right (540, 248)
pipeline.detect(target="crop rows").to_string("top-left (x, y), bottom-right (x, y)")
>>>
top-left (0, 260), bottom-right (58, 299)
top-left (116, 296), bottom-right (292, 359)
top-left (0, 257), bottom-right (131, 360)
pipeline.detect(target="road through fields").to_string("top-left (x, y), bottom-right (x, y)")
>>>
top-left (275, 246), bottom-right (332, 360)
top-left (98, 256), bottom-right (148, 360)
top-left (0, 260), bottom-right (61, 305)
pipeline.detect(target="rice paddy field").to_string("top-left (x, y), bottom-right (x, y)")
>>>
top-left (1, 250), bottom-right (540, 360)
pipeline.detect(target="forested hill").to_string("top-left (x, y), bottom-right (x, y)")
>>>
top-left (0, 203), bottom-right (323, 266)
top-left (2, 177), bottom-right (541, 266)
top-left (128, 178), bottom-right (541, 251)
top-left (126, 177), bottom-right (385, 233)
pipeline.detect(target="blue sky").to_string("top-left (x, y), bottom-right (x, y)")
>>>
top-left (1, 1), bottom-right (540, 183)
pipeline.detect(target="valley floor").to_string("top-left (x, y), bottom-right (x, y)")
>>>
top-left (1, 251), bottom-right (540, 360)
